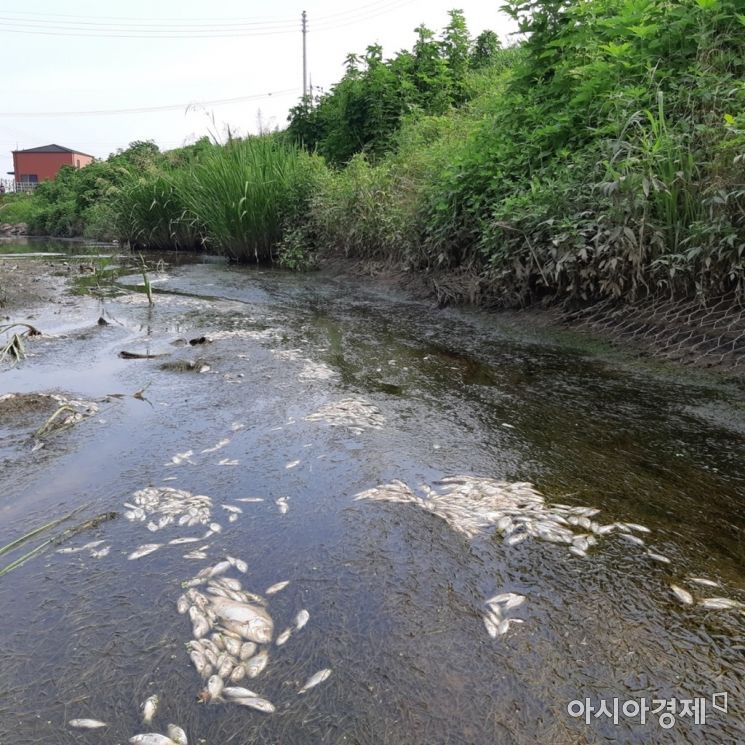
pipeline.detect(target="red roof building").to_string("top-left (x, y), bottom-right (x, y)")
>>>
top-left (11, 144), bottom-right (94, 186)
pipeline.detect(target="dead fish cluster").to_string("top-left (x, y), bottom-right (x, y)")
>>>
top-left (130, 727), bottom-right (187, 745)
top-left (353, 476), bottom-right (652, 553)
top-left (305, 398), bottom-right (385, 433)
top-left (670, 580), bottom-right (744, 611)
top-left (124, 487), bottom-right (214, 531)
top-left (482, 592), bottom-right (526, 639)
top-left (177, 558), bottom-right (322, 711)
top-left (72, 697), bottom-right (188, 744)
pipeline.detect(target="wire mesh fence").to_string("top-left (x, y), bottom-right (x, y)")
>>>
top-left (561, 293), bottom-right (745, 371)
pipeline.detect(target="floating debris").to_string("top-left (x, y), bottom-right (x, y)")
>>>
top-left (69, 719), bottom-right (108, 729)
top-left (305, 398), bottom-right (385, 433)
top-left (670, 584), bottom-right (694, 605)
top-left (299, 668), bottom-right (332, 694)
top-left (128, 544), bottom-right (162, 560)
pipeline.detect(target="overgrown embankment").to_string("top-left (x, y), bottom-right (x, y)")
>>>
top-left (7, 2), bottom-right (745, 321)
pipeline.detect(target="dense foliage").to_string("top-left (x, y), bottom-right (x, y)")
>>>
top-left (286, 11), bottom-right (501, 165)
top-left (5, 3), bottom-right (745, 305)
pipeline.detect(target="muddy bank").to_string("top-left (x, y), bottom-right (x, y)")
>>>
top-left (0, 256), bottom-right (68, 312)
top-left (319, 255), bottom-right (745, 375)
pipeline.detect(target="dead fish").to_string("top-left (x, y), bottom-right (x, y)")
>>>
top-left (221, 505), bottom-right (243, 514)
top-left (236, 497), bottom-right (264, 503)
top-left (230, 664), bottom-right (247, 682)
top-left (699, 597), bottom-right (743, 610)
top-left (223, 686), bottom-right (260, 699)
top-left (129, 736), bottom-right (175, 745)
top-left (569, 546), bottom-right (587, 558)
top-left (142, 695), bottom-right (159, 724)
top-left (246, 650), bottom-right (269, 678)
top-left (505, 532), bottom-right (527, 546)
top-left (167, 724), bottom-right (188, 745)
top-left (69, 719), bottom-right (108, 729)
top-left (218, 458), bottom-right (239, 466)
top-left (504, 595), bottom-right (526, 610)
top-left (276, 497), bottom-right (289, 514)
top-left (170, 450), bottom-right (194, 465)
top-left (295, 609), bottom-right (310, 630)
top-left (226, 556), bottom-right (248, 573)
top-left (266, 580), bottom-right (290, 595)
top-left (624, 522), bottom-right (651, 533)
top-left (671, 584), bottom-right (694, 605)
top-left (207, 674), bottom-right (224, 700)
top-left (483, 615), bottom-right (498, 639)
top-left (169, 537), bottom-right (202, 545)
top-left (647, 551), bottom-right (671, 564)
top-left (276, 628), bottom-right (292, 646)
top-left (230, 696), bottom-right (275, 713)
top-left (209, 522), bottom-right (222, 534)
top-left (286, 460), bottom-right (301, 469)
top-left (497, 619), bottom-right (511, 635)
top-left (689, 577), bottom-right (720, 588)
top-left (58, 540), bottom-right (106, 555)
top-left (239, 642), bottom-right (257, 660)
top-left (229, 514), bottom-right (238, 523)
top-left (487, 592), bottom-right (519, 605)
top-left (128, 544), bottom-right (162, 560)
top-left (202, 438), bottom-right (230, 453)
top-left (619, 533), bottom-right (645, 546)
top-left (90, 546), bottom-right (111, 558)
top-left (299, 668), bottom-right (332, 693)
top-left (209, 598), bottom-right (274, 643)
top-left (208, 560), bottom-right (232, 577)
top-left (190, 650), bottom-right (207, 675)
top-left (184, 551), bottom-right (208, 560)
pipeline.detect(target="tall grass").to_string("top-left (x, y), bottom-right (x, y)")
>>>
top-left (115, 169), bottom-right (202, 250)
top-left (179, 137), bottom-right (319, 261)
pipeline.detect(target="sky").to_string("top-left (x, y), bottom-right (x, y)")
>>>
top-left (0, 1), bottom-right (516, 180)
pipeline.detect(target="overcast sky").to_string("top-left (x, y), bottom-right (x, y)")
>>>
top-left (0, 1), bottom-right (516, 180)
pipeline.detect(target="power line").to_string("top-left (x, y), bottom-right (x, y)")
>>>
top-left (0, 0), bottom-right (418, 38)
top-left (0, 89), bottom-right (298, 118)
top-left (0, 1), bottom-right (399, 26)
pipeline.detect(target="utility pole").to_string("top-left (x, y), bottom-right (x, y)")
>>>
top-left (302, 10), bottom-right (308, 100)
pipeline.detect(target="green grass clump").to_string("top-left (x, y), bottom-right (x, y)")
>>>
top-left (178, 136), bottom-right (321, 262)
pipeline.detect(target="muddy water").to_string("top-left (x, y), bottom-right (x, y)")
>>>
top-left (1, 240), bottom-right (745, 744)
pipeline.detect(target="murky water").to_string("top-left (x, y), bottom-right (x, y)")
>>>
top-left (1, 240), bottom-right (745, 744)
